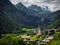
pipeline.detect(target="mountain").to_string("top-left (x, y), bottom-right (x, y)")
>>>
top-left (0, 0), bottom-right (42, 35)
top-left (28, 5), bottom-right (51, 17)
top-left (28, 5), bottom-right (52, 25)
top-left (0, 0), bottom-right (17, 34)
top-left (51, 10), bottom-right (60, 20)
top-left (16, 3), bottom-right (51, 17)
top-left (15, 3), bottom-right (33, 15)
top-left (0, 0), bottom-right (59, 35)
top-left (47, 10), bottom-right (60, 28)
top-left (16, 2), bottom-right (51, 27)
top-left (16, 3), bottom-right (52, 25)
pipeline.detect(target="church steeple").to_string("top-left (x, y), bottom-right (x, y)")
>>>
top-left (37, 25), bottom-right (42, 36)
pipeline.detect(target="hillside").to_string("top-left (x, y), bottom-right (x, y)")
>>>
top-left (0, 0), bottom-right (41, 34)
top-left (47, 10), bottom-right (60, 29)
top-left (0, 0), bottom-right (17, 34)
top-left (0, 0), bottom-right (59, 34)
top-left (16, 3), bottom-right (52, 26)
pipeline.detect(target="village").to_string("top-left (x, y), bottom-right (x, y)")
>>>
top-left (17, 25), bottom-right (58, 45)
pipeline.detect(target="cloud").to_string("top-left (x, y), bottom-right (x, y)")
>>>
top-left (10, 0), bottom-right (60, 11)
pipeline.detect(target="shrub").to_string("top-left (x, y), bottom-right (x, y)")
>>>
top-left (0, 34), bottom-right (23, 45)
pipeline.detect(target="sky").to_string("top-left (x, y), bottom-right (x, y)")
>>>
top-left (10, 0), bottom-right (60, 11)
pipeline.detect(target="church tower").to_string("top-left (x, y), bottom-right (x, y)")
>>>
top-left (37, 25), bottom-right (42, 36)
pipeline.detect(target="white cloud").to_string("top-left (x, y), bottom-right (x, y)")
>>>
top-left (10, 0), bottom-right (60, 11)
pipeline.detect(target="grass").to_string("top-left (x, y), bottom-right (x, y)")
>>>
top-left (50, 40), bottom-right (60, 45)
top-left (48, 32), bottom-right (60, 45)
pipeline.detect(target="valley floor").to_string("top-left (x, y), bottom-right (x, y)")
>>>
top-left (0, 32), bottom-right (60, 45)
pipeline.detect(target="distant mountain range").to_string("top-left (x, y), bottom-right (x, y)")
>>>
top-left (16, 3), bottom-right (51, 17)
top-left (0, 0), bottom-right (60, 34)
top-left (15, 2), bottom-right (52, 25)
top-left (28, 5), bottom-right (50, 17)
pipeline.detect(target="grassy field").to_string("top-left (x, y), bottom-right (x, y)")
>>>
top-left (48, 32), bottom-right (60, 45)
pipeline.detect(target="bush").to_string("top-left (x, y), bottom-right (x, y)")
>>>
top-left (55, 32), bottom-right (60, 40)
top-left (48, 32), bottom-right (60, 45)
top-left (0, 34), bottom-right (23, 45)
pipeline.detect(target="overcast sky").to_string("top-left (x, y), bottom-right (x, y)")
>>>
top-left (10, 0), bottom-right (60, 11)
